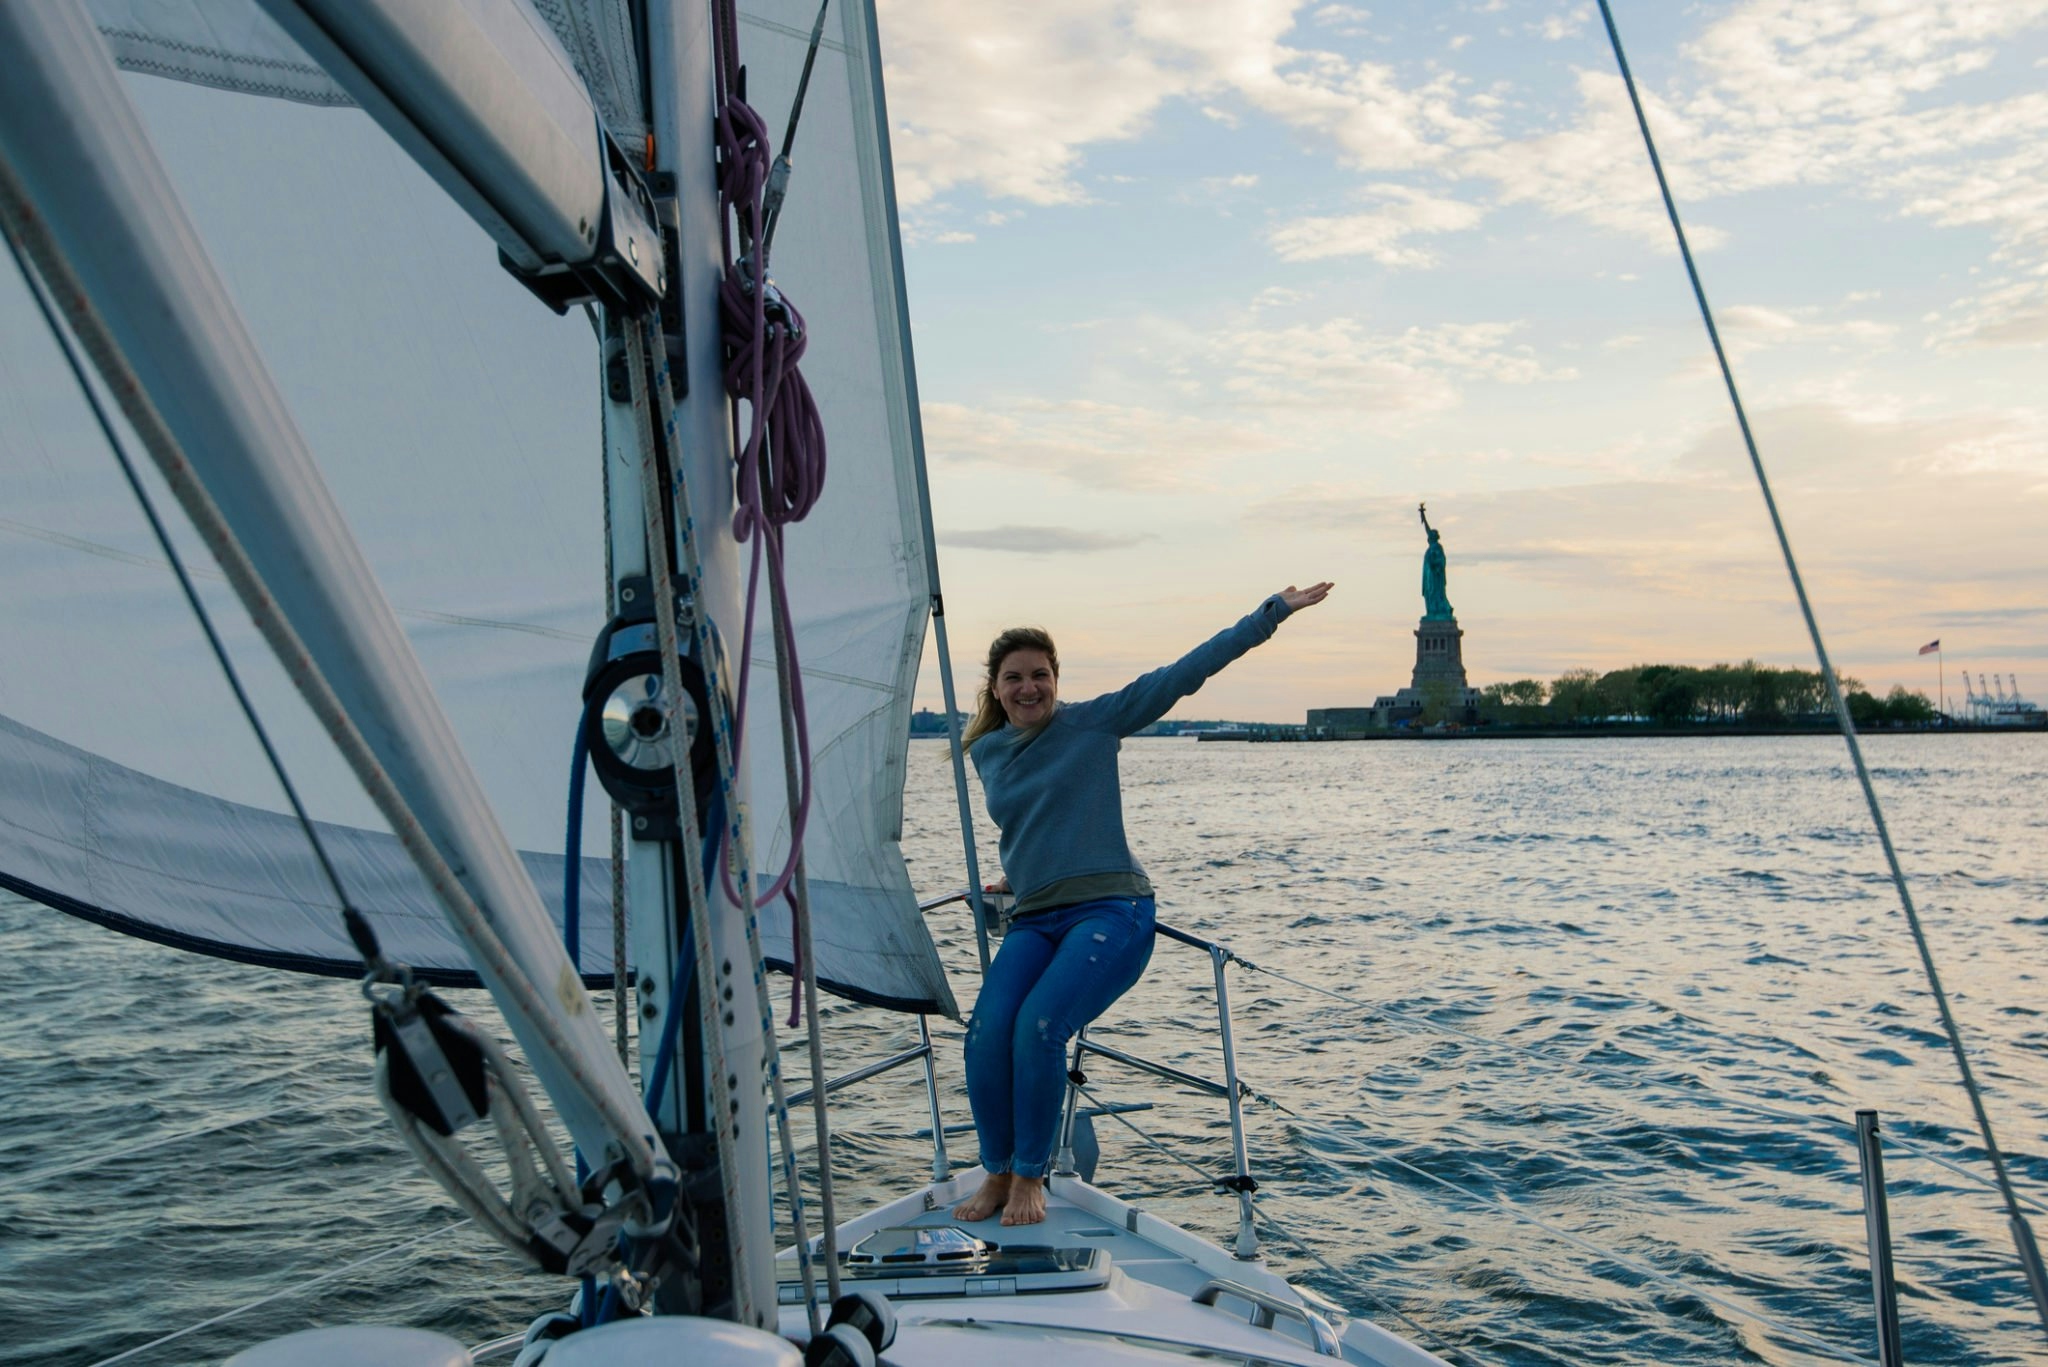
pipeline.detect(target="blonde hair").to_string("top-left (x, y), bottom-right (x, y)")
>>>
top-left (962, 626), bottom-right (1060, 747)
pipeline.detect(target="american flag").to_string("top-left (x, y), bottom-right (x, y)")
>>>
top-left (1918, 639), bottom-right (1940, 656)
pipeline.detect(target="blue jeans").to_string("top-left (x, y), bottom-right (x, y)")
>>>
top-left (964, 896), bottom-right (1156, 1179)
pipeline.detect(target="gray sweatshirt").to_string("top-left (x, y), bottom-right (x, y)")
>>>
top-left (971, 595), bottom-right (1293, 916)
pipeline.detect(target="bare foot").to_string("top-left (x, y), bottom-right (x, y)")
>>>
top-left (999, 1176), bottom-right (1047, 1226)
top-left (951, 1172), bottom-right (1011, 1221)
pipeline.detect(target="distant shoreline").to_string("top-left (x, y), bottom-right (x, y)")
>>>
top-left (1230, 722), bottom-right (2045, 742)
top-left (907, 722), bottom-right (2045, 742)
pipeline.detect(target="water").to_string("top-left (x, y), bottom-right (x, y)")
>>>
top-left (3, 734), bottom-right (2045, 1365)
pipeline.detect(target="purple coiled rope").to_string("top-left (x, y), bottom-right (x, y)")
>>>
top-left (712, 2), bottom-right (829, 1021)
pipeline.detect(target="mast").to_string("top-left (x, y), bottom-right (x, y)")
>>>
top-left (630, 0), bottom-right (778, 1322)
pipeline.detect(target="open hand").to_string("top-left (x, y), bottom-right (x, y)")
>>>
top-left (1280, 581), bottom-right (1334, 612)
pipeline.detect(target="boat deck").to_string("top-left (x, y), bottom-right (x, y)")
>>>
top-left (775, 1170), bottom-right (1450, 1367)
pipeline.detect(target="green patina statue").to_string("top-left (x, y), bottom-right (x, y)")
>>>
top-left (1419, 502), bottom-right (1454, 621)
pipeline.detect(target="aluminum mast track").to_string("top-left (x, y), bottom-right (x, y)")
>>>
top-left (0, 0), bottom-right (661, 1185)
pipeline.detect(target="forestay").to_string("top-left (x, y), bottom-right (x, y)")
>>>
top-left (0, 0), bottom-right (954, 1015)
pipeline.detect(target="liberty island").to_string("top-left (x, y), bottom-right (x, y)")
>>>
top-left (1307, 503), bottom-right (1481, 735)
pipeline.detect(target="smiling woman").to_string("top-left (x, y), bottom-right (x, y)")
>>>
top-left (950, 582), bottom-right (1332, 1227)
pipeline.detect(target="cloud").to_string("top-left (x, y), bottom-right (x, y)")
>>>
top-left (1536, 5), bottom-right (1591, 43)
top-left (921, 295), bottom-right (1582, 490)
top-left (1267, 183), bottom-right (1485, 265)
top-left (877, 0), bottom-right (1494, 212)
top-left (1930, 275), bottom-right (2048, 348)
top-left (1212, 316), bottom-right (1575, 411)
top-left (942, 525), bottom-right (1154, 552)
top-left (919, 395), bottom-right (1284, 490)
top-left (1672, 399), bottom-right (2048, 481)
top-left (875, 0), bottom-right (2048, 320)
top-left (879, 0), bottom-right (1197, 207)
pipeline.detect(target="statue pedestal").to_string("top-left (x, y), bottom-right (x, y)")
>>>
top-left (1411, 616), bottom-right (1468, 693)
top-left (1359, 615), bottom-right (1478, 729)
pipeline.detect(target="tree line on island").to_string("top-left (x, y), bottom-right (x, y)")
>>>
top-left (1474, 662), bottom-right (1938, 728)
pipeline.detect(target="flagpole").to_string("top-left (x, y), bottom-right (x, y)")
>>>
top-left (1939, 645), bottom-right (1946, 723)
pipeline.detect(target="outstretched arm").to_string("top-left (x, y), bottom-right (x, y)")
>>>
top-left (1068, 583), bottom-right (1334, 737)
top-left (1418, 502), bottom-right (1433, 537)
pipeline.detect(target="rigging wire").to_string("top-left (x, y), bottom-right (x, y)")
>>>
top-left (83, 1218), bottom-right (472, 1367)
top-left (1596, 1), bottom-right (2048, 1337)
top-left (1, 227), bottom-right (359, 926)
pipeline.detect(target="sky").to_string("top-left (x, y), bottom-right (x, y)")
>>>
top-left (879, 0), bottom-right (2048, 720)
top-left (4, 0), bottom-right (2046, 857)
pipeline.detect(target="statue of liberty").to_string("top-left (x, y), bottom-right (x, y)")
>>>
top-left (1418, 503), bottom-right (1454, 621)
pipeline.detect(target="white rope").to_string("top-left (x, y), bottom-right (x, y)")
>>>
top-left (372, 1013), bottom-right (589, 1272)
top-left (623, 320), bottom-right (756, 1320)
top-left (600, 396), bottom-right (632, 1070)
top-left (84, 1218), bottom-right (470, 1367)
top-left (637, 314), bottom-right (824, 1330)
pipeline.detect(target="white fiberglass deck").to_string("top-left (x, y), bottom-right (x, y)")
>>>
top-left (777, 1171), bottom-right (1451, 1367)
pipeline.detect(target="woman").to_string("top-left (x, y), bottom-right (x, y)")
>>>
top-left (953, 582), bottom-right (1334, 1225)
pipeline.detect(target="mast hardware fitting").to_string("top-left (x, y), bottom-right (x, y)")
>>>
top-left (503, 121), bottom-right (666, 315)
top-left (583, 574), bottom-right (715, 840)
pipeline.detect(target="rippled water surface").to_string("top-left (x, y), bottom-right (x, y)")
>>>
top-left (4, 734), bottom-right (2045, 1365)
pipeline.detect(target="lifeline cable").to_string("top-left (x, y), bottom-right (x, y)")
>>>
top-left (1078, 1006), bottom-right (1874, 1363)
top-left (1246, 1086), bottom-right (1875, 1366)
top-left (0, 1064), bottom-right (341, 1197)
top-left (1070, 1079), bottom-right (1475, 1367)
top-left (1597, 1), bottom-right (2048, 1337)
top-left (1227, 948), bottom-right (2048, 1217)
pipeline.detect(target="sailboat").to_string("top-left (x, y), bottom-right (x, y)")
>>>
top-left (0, 2), bottom-right (1455, 1364)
